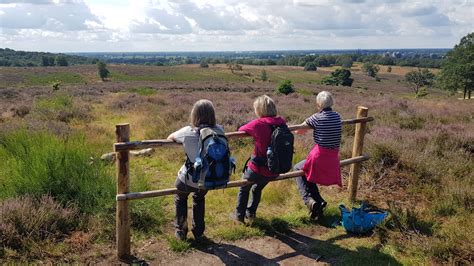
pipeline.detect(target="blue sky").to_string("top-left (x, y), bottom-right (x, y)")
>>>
top-left (0, 0), bottom-right (473, 52)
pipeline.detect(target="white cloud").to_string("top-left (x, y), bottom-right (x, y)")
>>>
top-left (0, 0), bottom-right (472, 52)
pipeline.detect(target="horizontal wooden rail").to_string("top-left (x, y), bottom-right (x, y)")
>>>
top-left (116, 154), bottom-right (369, 201)
top-left (114, 117), bottom-right (374, 152)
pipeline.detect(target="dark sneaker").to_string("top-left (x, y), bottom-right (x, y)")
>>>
top-left (245, 212), bottom-right (256, 223)
top-left (310, 200), bottom-right (327, 220)
top-left (193, 235), bottom-right (210, 243)
top-left (230, 212), bottom-right (245, 224)
top-left (175, 230), bottom-right (187, 241)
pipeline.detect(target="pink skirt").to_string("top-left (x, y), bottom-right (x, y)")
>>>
top-left (303, 144), bottom-right (342, 186)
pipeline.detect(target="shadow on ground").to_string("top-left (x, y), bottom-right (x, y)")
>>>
top-left (188, 218), bottom-right (402, 265)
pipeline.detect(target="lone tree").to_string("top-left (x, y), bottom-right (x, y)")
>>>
top-left (362, 62), bottom-right (379, 77)
top-left (304, 62), bottom-right (317, 71)
top-left (97, 61), bottom-right (110, 81)
top-left (277, 79), bottom-right (295, 95)
top-left (437, 32), bottom-right (474, 99)
top-left (321, 68), bottom-right (353, 87)
top-left (260, 69), bottom-right (268, 81)
top-left (199, 60), bottom-right (209, 68)
top-left (405, 68), bottom-right (435, 97)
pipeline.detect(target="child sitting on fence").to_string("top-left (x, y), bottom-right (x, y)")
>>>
top-left (233, 95), bottom-right (288, 223)
top-left (167, 99), bottom-right (223, 241)
top-left (294, 91), bottom-right (342, 220)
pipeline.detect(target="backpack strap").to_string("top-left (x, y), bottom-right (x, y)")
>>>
top-left (242, 156), bottom-right (251, 173)
top-left (250, 122), bottom-right (279, 168)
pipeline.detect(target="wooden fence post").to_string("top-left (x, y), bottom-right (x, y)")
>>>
top-left (116, 124), bottom-right (131, 260)
top-left (348, 106), bottom-right (369, 203)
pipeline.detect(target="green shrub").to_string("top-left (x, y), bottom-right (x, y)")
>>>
top-left (362, 62), bottom-right (379, 77)
top-left (277, 79), bottom-right (295, 95)
top-left (371, 143), bottom-right (399, 167)
top-left (260, 69), bottom-right (268, 81)
top-left (50, 80), bottom-right (61, 91)
top-left (399, 116), bottom-right (425, 130)
top-left (321, 68), bottom-right (353, 87)
top-left (0, 130), bottom-right (115, 213)
top-left (304, 62), bottom-right (317, 71)
top-left (0, 195), bottom-right (79, 252)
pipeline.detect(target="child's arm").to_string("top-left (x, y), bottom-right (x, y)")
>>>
top-left (166, 126), bottom-right (191, 143)
top-left (294, 121), bottom-right (311, 135)
top-left (167, 132), bottom-right (177, 141)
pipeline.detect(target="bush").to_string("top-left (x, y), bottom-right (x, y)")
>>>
top-left (260, 69), bottom-right (268, 81)
top-left (304, 62), bottom-right (317, 71)
top-left (399, 116), bottom-right (425, 130)
top-left (0, 130), bottom-right (115, 213)
top-left (321, 68), bottom-right (353, 87)
top-left (371, 143), bottom-right (399, 167)
top-left (97, 61), bottom-right (110, 81)
top-left (277, 79), bottom-right (295, 95)
top-left (362, 62), bottom-right (379, 77)
top-left (50, 80), bottom-right (61, 91)
top-left (0, 195), bottom-right (79, 252)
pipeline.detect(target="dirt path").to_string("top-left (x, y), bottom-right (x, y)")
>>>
top-left (103, 227), bottom-right (332, 265)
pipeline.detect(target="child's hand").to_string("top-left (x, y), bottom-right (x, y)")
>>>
top-left (294, 128), bottom-right (309, 135)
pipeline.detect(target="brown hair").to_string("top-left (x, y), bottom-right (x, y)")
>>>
top-left (190, 99), bottom-right (216, 127)
top-left (253, 95), bottom-right (277, 117)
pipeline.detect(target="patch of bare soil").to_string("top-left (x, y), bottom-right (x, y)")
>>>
top-left (93, 226), bottom-right (333, 265)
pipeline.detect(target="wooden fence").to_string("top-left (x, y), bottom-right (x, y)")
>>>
top-left (113, 106), bottom-right (372, 260)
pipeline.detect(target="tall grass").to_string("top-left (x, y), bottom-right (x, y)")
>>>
top-left (0, 130), bottom-right (115, 214)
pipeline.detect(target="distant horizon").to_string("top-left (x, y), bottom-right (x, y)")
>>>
top-left (2, 47), bottom-right (452, 54)
top-left (1, 1), bottom-right (472, 53)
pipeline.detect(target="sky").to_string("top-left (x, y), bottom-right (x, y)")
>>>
top-left (0, 0), bottom-right (473, 52)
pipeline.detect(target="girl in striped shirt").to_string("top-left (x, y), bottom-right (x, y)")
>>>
top-left (294, 91), bottom-right (342, 219)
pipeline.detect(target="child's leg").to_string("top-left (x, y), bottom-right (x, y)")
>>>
top-left (294, 160), bottom-right (314, 206)
top-left (247, 181), bottom-right (269, 216)
top-left (174, 191), bottom-right (189, 238)
top-left (191, 189), bottom-right (208, 238)
top-left (236, 183), bottom-right (252, 220)
top-left (235, 168), bottom-right (256, 220)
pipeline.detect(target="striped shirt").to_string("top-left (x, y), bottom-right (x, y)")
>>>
top-left (305, 108), bottom-right (342, 149)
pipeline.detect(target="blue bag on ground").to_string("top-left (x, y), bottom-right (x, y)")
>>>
top-left (339, 202), bottom-right (388, 234)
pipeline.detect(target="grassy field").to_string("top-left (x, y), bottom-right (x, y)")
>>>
top-left (0, 63), bottom-right (472, 264)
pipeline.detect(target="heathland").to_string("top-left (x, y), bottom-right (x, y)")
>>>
top-left (0, 63), bottom-right (472, 264)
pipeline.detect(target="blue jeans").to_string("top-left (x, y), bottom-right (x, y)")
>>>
top-left (174, 178), bottom-right (208, 238)
top-left (235, 168), bottom-right (270, 219)
top-left (294, 160), bottom-right (324, 206)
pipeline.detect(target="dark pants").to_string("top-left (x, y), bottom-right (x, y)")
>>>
top-left (235, 168), bottom-right (270, 219)
top-left (294, 160), bottom-right (324, 206)
top-left (174, 178), bottom-right (208, 238)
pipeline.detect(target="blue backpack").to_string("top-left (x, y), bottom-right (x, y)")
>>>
top-left (191, 127), bottom-right (235, 190)
top-left (339, 203), bottom-right (388, 234)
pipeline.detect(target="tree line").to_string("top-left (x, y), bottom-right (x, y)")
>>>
top-left (0, 48), bottom-right (96, 67)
